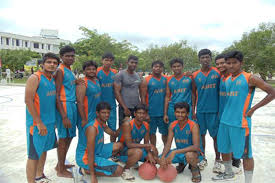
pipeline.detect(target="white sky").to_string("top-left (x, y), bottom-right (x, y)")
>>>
top-left (0, 0), bottom-right (275, 51)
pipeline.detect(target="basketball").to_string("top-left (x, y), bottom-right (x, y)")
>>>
top-left (157, 164), bottom-right (177, 182)
top-left (138, 162), bottom-right (157, 180)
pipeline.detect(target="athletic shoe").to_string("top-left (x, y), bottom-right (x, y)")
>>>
top-left (132, 162), bottom-right (139, 170)
top-left (198, 158), bottom-right (208, 170)
top-left (232, 166), bottom-right (242, 175)
top-left (212, 172), bottom-right (235, 181)
top-left (232, 159), bottom-right (242, 175)
top-left (121, 169), bottom-right (135, 181)
top-left (213, 160), bottom-right (224, 173)
top-left (111, 155), bottom-right (119, 162)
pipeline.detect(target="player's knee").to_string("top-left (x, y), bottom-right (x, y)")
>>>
top-left (185, 152), bottom-right (197, 164)
top-left (134, 148), bottom-right (143, 159)
top-left (113, 165), bottom-right (123, 176)
top-left (114, 142), bottom-right (124, 151)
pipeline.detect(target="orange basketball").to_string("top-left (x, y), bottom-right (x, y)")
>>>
top-left (138, 162), bottom-right (157, 180)
top-left (157, 164), bottom-right (177, 182)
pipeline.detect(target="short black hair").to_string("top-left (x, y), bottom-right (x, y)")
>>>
top-left (174, 102), bottom-right (190, 113)
top-left (151, 60), bottom-right (164, 68)
top-left (170, 58), bottom-right (183, 67)
top-left (198, 49), bottom-right (212, 58)
top-left (102, 52), bottom-right (115, 60)
top-left (128, 55), bottom-right (138, 62)
top-left (82, 60), bottom-right (98, 71)
top-left (215, 53), bottom-right (225, 62)
top-left (224, 51), bottom-right (244, 62)
top-left (42, 52), bottom-right (60, 64)
top-left (96, 102), bottom-right (111, 112)
top-left (134, 103), bottom-right (147, 112)
top-left (59, 45), bottom-right (75, 56)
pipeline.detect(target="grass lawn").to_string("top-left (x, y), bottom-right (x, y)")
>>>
top-left (267, 80), bottom-right (275, 88)
top-left (12, 77), bottom-right (28, 84)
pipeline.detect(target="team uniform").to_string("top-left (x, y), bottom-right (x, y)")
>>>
top-left (78, 77), bottom-right (101, 126)
top-left (26, 71), bottom-right (57, 160)
top-left (218, 74), bottom-right (231, 121)
top-left (164, 119), bottom-right (203, 164)
top-left (192, 67), bottom-right (220, 137)
top-left (76, 120), bottom-right (118, 175)
top-left (97, 67), bottom-right (117, 131)
top-left (56, 64), bottom-right (77, 138)
top-left (218, 71), bottom-right (254, 159)
top-left (118, 119), bottom-right (149, 162)
top-left (145, 75), bottom-right (167, 135)
top-left (167, 74), bottom-right (193, 123)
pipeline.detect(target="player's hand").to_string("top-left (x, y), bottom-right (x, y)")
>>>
top-left (192, 112), bottom-right (197, 121)
top-left (75, 78), bottom-right (85, 85)
top-left (163, 115), bottom-right (169, 124)
top-left (159, 157), bottom-right (168, 169)
top-left (184, 71), bottom-right (193, 77)
top-left (62, 117), bottom-right (72, 128)
top-left (124, 108), bottom-right (131, 116)
top-left (90, 173), bottom-right (98, 183)
top-left (81, 120), bottom-right (88, 127)
top-left (246, 109), bottom-right (255, 117)
top-left (146, 152), bottom-right (156, 164)
top-left (37, 121), bottom-right (48, 136)
top-left (166, 151), bottom-right (176, 164)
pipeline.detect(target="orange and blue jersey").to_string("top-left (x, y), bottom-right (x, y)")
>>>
top-left (170, 119), bottom-right (196, 149)
top-left (219, 74), bottom-right (231, 118)
top-left (145, 75), bottom-right (167, 117)
top-left (118, 119), bottom-right (149, 144)
top-left (192, 67), bottom-right (220, 113)
top-left (26, 71), bottom-right (56, 127)
top-left (220, 71), bottom-right (255, 128)
top-left (58, 64), bottom-right (76, 102)
top-left (83, 77), bottom-right (101, 122)
top-left (97, 67), bottom-right (117, 107)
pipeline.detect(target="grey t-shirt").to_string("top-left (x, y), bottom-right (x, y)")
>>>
top-left (114, 69), bottom-right (142, 108)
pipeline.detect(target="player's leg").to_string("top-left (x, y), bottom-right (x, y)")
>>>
top-left (122, 148), bottom-right (142, 181)
top-left (36, 152), bottom-right (46, 178)
top-left (158, 116), bottom-right (168, 145)
top-left (242, 127), bottom-right (253, 183)
top-left (112, 142), bottom-right (123, 156)
top-left (196, 113), bottom-right (207, 170)
top-left (26, 159), bottom-right (38, 183)
top-left (108, 106), bottom-right (117, 142)
top-left (149, 117), bottom-right (158, 146)
top-left (186, 152), bottom-right (201, 182)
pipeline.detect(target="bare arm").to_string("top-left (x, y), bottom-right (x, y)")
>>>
top-left (86, 126), bottom-right (98, 182)
top-left (192, 78), bottom-right (197, 120)
top-left (161, 125), bottom-right (174, 159)
top-left (103, 124), bottom-right (120, 138)
top-left (163, 84), bottom-right (171, 123)
top-left (246, 75), bottom-right (275, 117)
top-left (140, 79), bottom-right (148, 105)
top-left (25, 75), bottom-right (47, 136)
top-left (76, 83), bottom-right (87, 127)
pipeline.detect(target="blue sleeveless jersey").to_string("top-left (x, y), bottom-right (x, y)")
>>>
top-left (170, 119), bottom-right (196, 149)
top-left (220, 71), bottom-right (255, 128)
top-left (26, 71), bottom-right (56, 126)
top-left (97, 67), bottom-right (117, 107)
top-left (58, 64), bottom-right (76, 102)
top-left (192, 67), bottom-right (220, 113)
top-left (83, 77), bottom-right (101, 122)
top-left (118, 119), bottom-right (149, 144)
top-left (167, 74), bottom-right (193, 109)
top-left (219, 74), bottom-right (231, 118)
top-left (76, 119), bottom-right (106, 165)
top-left (145, 75), bottom-right (167, 117)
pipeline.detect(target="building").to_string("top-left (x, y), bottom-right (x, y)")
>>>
top-left (0, 29), bottom-right (70, 55)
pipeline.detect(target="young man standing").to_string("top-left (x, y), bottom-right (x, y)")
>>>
top-left (141, 60), bottom-right (168, 146)
top-left (25, 53), bottom-right (60, 183)
top-left (97, 53), bottom-right (117, 142)
top-left (118, 104), bottom-right (159, 181)
top-left (77, 61), bottom-right (101, 128)
top-left (160, 102), bottom-right (202, 183)
top-left (215, 54), bottom-right (241, 174)
top-left (192, 49), bottom-right (221, 170)
top-left (76, 102), bottom-right (123, 183)
top-left (55, 45), bottom-right (77, 178)
top-left (114, 55), bottom-right (142, 126)
top-left (212, 51), bottom-right (275, 182)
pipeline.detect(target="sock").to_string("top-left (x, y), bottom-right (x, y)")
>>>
top-left (244, 170), bottom-right (253, 183)
top-left (223, 160), bottom-right (233, 174)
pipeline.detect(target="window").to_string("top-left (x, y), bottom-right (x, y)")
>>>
top-left (41, 44), bottom-right (44, 49)
top-left (25, 41), bottom-right (28, 47)
top-left (48, 44), bottom-right (51, 50)
top-left (6, 38), bottom-right (9, 45)
top-left (33, 42), bottom-right (39, 49)
top-left (16, 39), bottom-right (20, 46)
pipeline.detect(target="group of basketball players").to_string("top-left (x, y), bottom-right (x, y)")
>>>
top-left (25, 45), bottom-right (275, 183)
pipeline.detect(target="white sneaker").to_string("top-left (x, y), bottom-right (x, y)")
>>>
top-left (132, 162), bottom-right (139, 170)
top-left (198, 158), bottom-right (208, 170)
top-left (232, 166), bottom-right (242, 175)
top-left (121, 169), bottom-right (135, 181)
top-left (213, 161), bottom-right (224, 173)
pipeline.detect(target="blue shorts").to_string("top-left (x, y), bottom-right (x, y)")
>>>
top-left (217, 123), bottom-right (252, 159)
top-left (168, 103), bottom-right (193, 124)
top-left (107, 105), bottom-right (117, 131)
top-left (77, 143), bottom-right (118, 175)
top-left (162, 148), bottom-right (203, 164)
top-left (150, 116), bottom-right (168, 135)
top-left (27, 123), bottom-right (57, 160)
top-left (196, 112), bottom-right (218, 137)
top-left (56, 102), bottom-right (77, 138)
top-left (118, 146), bottom-right (148, 162)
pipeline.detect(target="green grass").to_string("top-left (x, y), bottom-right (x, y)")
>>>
top-left (267, 80), bottom-right (275, 88)
top-left (12, 77), bottom-right (28, 84)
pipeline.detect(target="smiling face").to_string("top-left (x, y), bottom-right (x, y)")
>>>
top-left (102, 58), bottom-right (114, 69)
top-left (84, 65), bottom-right (97, 79)
top-left (171, 62), bottom-right (183, 76)
top-left (199, 54), bottom-right (211, 68)
top-left (174, 107), bottom-right (189, 122)
top-left (216, 58), bottom-right (227, 73)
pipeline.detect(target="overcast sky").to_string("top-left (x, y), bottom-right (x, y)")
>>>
top-left (0, 0), bottom-right (275, 52)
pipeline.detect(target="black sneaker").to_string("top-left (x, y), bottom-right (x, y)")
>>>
top-left (232, 158), bottom-right (241, 168)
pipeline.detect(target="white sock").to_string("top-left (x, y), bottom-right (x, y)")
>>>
top-left (244, 170), bottom-right (253, 183)
top-left (223, 160), bottom-right (233, 174)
